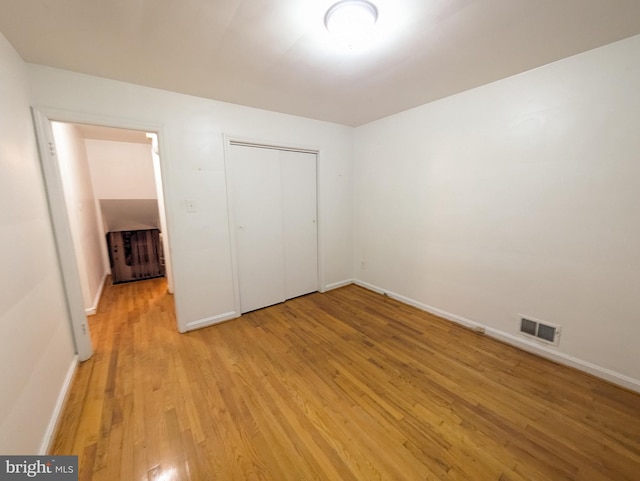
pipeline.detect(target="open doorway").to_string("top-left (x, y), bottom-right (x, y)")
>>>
top-left (32, 109), bottom-right (176, 360)
top-left (54, 123), bottom-right (173, 293)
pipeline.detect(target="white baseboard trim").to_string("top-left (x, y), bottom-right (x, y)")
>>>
top-left (323, 279), bottom-right (355, 292)
top-left (484, 328), bottom-right (640, 393)
top-left (39, 355), bottom-right (79, 455)
top-left (85, 271), bottom-right (109, 316)
top-left (184, 311), bottom-right (240, 332)
top-left (354, 280), bottom-right (640, 394)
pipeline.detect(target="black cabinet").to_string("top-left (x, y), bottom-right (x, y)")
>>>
top-left (107, 229), bottom-right (164, 284)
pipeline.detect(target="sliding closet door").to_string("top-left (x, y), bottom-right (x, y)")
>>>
top-left (229, 144), bottom-right (318, 313)
top-left (230, 145), bottom-right (286, 313)
top-left (281, 150), bottom-right (317, 299)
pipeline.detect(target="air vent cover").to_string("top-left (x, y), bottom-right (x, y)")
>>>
top-left (520, 318), bottom-right (537, 336)
top-left (519, 316), bottom-right (561, 346)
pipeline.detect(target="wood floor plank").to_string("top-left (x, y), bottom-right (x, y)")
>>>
top-left (50, 278), bottom-right (640, 480)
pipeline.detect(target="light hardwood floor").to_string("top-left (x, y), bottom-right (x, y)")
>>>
top-left (51, 277), bottom-right (640, 480)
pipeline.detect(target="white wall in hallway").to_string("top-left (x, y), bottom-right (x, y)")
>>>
top-left (86, 139), bottom-right (157, 200)
top-left (53, 122), bottom-right (108, 313)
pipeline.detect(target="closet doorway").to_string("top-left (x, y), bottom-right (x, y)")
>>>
top-left (228, 143), bottom-right (318, 313)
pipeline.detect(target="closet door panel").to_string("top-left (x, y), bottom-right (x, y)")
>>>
top-left (230, 145), bottom-right (285, 313)
top-left (281, 150), bottom-right (318, 299)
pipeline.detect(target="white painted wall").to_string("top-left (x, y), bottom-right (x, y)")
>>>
top-left (0, 33), bottom-right (76, 453)
top-left (86, 137), bottom-right (170, 284)
top-left (52, 122), bottom-right (108, 314)
top-left (27, 65), bottom-right (355, 331)
top-left (149, 133), bottom-right (175, 293)
top-left (354, 35), bottom-right (640, 388)
top-left (85, 139), bottom-right (157, 199)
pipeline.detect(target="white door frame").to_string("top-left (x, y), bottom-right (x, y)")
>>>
top-left (32, 107), bottom-right (176, 359)
top-left (223, 135), bottom-right (326, 317)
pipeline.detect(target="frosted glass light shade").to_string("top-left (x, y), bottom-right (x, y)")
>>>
top-left (324, 0), bottom-right (378, 46)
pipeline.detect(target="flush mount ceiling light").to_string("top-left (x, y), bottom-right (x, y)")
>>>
top-left (324, 0), bottom-right (378, 48)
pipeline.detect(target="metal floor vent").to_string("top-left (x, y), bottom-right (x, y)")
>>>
top-left (519, 316), bottom-right (561, 345)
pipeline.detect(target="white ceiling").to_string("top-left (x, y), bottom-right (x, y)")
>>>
top-left (2, 0), bottom-right (640, 126)
top-left (73, 123), bottom-right (152, 144)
